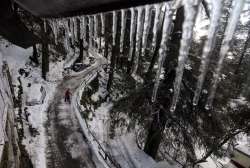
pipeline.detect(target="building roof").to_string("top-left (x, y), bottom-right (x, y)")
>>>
top-left (235, 145), bottom-right (250, 158)
top-left (14, 0), bottom-right (167, 17)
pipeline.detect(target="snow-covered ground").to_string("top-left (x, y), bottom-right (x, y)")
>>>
top-left (0, 40), bottom-right (60, 168)
top-left (72, 60), bottom-right (175, 168)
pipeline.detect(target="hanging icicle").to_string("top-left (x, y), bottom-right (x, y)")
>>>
top-left (120, 9), bottom-right (127, 54)
top-left (89, 16), bottom-right (94, 48)
top-left (54, 20), bottom-right (59, 45)
top-left (128, 8), bottom-right (136, 61)
top-left (73, 17), bottom-right (78, 41)
top-left (79, 18), bottom-right (83, 39)
top-left (94, 15), bottom-right (98, 41)
top-left (132, 7), bottom-right (144, 75)
top-left (69, 18), bottom-right (75, 42)
top-left (100, 13), bottom-right (106, 54)
top-left (112, 11), bottom-right (118, 46)
top-left (101, 14), bottom-right (105, 36)
top-left (170, 0), bottom-right (201, 112)
top-left (193, 0), bottom-right (223, 106)
top-left (43, 19), bottom-right (47, 32)
top-left (142, 5), bottom-right (152, 57)
top-left (205, 0), bottom-right (245, 110)
top-left (63, 19), bottom-right (70, 52)
top-left (152, 3), bottom-right (175, 103)
top-left (151, 5), bottom-right (161, 50)
top-left (50, 20), bottom-right (59, 45)
top-left (81, 17), bottom-right (86, 42)
top-left (95, 15), bottom-right (102, 51)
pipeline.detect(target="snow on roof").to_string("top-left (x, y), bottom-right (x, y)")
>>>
top-left (26, 83), bottom-right (43, 103)
top-left (236, 144), bottom-right (250, 157)
top-left (108, 133), bottom-right (156, 168)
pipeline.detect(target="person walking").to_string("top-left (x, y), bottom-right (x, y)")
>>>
top-left (64, 88), bottom-right (72, 103)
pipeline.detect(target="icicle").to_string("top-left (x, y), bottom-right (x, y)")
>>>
top-left (112, 11), bottom-right (118, 46)
top-left (101, 14), bottom-right (105, 36)
top-left (73, 17), bottom-right (78, 41)
top-left (54, 20), bottom-right (58, 45)
top-left (205, 0), bottom-right (245, 110)
top-left (81, 17), bottom-right (86, 42)
top-left (128, 8), bottom-right (136, 61)
top-left (152, 3), bottom-right (175, 103)
top-left (63, 20), bottom-right (70, 52)
top-left (94, 15), bottom-right (98, 40)
top-left (170, 0), bottom-right (201, 112)
top-left (151, 5), bottom-right (161, 49)
top-left (100, 13), bottom-right (106, 54)
top-left (43, 19), bottom-right (47, 32)
top-left (120, 9), bottom-right (127, 53)
top-left (193, 0), bottom-right (223, 106)
top-left (50, 20), bottom-right (58, 45)
top-left (94, 15), bottom-right (101, 51)
top-left (132, 7), bottom-right (144, 75)
top-left (72, 18), bottom-right (76, 40)
top-left (142, 5), bottom-right (152, 56)
top-left (68, 18), bottom-right (74, 42)
top-left (89, 16), bottom-right (94, 47)
top-left (79, 18), bottom-right (83, 39)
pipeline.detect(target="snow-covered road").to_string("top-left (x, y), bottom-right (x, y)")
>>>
top-left (45, 56), bottom-right (106, 168)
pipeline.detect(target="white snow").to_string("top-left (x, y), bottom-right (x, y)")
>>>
top-left (0, 40), bottom-right (59, 168)
top-left (26, 83), bottom-right (45, 106)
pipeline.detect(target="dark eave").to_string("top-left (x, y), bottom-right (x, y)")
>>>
top-left (14, 0), bottom-right (167, 18)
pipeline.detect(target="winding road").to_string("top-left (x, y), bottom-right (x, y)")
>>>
top-left (45, 55), bottom-right (106, 168)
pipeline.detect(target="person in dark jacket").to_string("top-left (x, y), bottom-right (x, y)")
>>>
top-left (64, 88), bottom-right (72, 103)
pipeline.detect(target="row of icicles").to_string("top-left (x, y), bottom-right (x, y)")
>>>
top-left (46, 0), bottom-right (246, 112)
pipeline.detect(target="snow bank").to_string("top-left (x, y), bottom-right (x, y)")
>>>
top-left (26, 84), bottom-right (46, 106)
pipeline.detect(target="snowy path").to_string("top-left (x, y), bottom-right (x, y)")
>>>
top-left (45, 56), bottom-right (105, 168)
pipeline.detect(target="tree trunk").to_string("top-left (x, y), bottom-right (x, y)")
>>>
top-left (78, 38), bottom-right (84, 62)
top-left (143, 8), bottom-right (184, 159)
top-left (144, 109), bottom-right (167, 159)
top-left (164, 7), bottom-right (184, 72)
top-left (31, 45), bottom-right (39, 65)
top-left (41, 21), bottom-right (49, 80)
